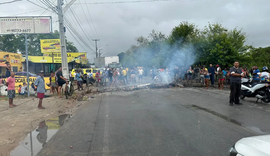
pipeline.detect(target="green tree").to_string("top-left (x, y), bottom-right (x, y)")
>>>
top-left (196, 23), bottom-right (246, 67)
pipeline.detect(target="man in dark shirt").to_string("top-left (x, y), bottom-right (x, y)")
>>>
top-left (108, 68), bottom-right (113, 84)
top-left (208, 64), bottom-right (215, 86)
top-left (229, 62), bottom-right (244, 106)
top-left (56, 67), bottom-right (67, 98)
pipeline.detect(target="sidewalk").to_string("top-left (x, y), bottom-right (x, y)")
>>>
top-left (0, 85), bottom-right (97, 156)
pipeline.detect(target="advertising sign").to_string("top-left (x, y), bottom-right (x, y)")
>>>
top-left (0, 16), bottom-right (52, 34)
top-left (40, 39), bottom-right (61, 53)
top-left (2, 77), bottom-right (50, 93)
top-left (28, 52), bottom-right (87, 64)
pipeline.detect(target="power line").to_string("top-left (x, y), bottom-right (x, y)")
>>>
top-left (85, 0), bottom-right (99, 38)
top-left (73, 0), bottom-right (197, 5)
top-left (64, 16), bottom-right (95, 52)
top-left (39, 0), bottom-right (57, 16)
top-left (26, 0), bottom-right (48, 10)
top-left (78, 0), bottom-right (97, 39)
top-left (66, 1), bottom-right (95, 47)
top-left (0, 0), bottom-right (21, 5)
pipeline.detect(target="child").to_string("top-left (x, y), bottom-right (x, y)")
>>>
top-left (18, 85), bottom-right (22, 94)
top-left (49, 71), bottom-right (57, 94)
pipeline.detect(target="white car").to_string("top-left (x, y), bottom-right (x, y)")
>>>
top-left (229, 135), bottom-right (270, 156)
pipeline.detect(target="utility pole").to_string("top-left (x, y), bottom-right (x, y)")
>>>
top-left (57, 0), bottom-right (69, 80)
top-left (92, 39), bottom-right (100, 58)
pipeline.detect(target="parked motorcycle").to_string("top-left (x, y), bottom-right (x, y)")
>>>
top-left (241, 77), bottom-right (270, 103)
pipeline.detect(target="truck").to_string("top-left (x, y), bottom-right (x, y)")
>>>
top-left (94, 56), bottom-right (119, 68)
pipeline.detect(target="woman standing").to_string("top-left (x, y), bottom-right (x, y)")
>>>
top-left (111, 68), bottom-right (118, 88)
top-left (217, 67), bottom-right (224, 90)
top-left (202, 67), bottom-right (210, 89)
top-left (186, 67), bottom-right (194, 83)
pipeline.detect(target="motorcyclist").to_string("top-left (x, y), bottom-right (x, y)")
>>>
top-left (259, 66), bottom-right (270, 82)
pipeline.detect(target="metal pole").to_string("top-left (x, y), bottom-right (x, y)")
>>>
top-left (25, 34), bottom-right (30, 97)
top-left (52, 52), bottom-right (54, 71)
top-left (92, 39), bottom-right (100, 58)
top-left (58, 0), bottom-right (69, 80)
top-left (30, 131), bottom-right (33, 156)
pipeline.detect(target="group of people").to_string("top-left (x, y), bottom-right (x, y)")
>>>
top-left (6, 66), bottom-right (68, 109)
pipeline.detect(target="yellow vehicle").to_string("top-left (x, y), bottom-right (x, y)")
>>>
top-left (71, 68), bottom-right (101, 79)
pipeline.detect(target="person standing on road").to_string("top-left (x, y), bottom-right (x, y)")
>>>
top-left (208, 64), bottom-right (215, 86)
top-left (108, 68), bottom-right (113, 85)
top-left (138, 67), bottom-right (144, 83)
top-left (186, 66), bottom-right (194, 83)
top-left (217, 67), bottom-right (224, 90)
top-left (111, 68), bottom-right (118, 88)
top-left (34, 71), bottom-right (46, 109)
top-left (6, 72), bottom-right (16, 108)
top-left (201, 67), bottom-right (210, 89)
top-left (76, 70), bottom-right (83, 90)
top-left (122, 68), bottom-right (128, 84)
top-left (56, 67), bottom-right (67, 98)
top-left (5, 62), bottom-right (12, 78)
top-left (229, 62), bottom-right (244, 106)
top-left (49, 71), bottom-right (57, 94)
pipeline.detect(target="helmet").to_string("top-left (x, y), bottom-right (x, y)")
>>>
top-left (262, 66), bottom-right (268, 72)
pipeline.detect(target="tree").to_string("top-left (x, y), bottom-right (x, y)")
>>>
top-left (195, 23), bottom-right (246, 67)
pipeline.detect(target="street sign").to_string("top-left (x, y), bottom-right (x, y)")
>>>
top-left (40, 39), bottom-right (61, 53)
top-left (0, 16), bottom-right (52, 34)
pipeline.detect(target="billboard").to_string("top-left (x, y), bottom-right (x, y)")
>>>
top-left (28, 52), bottom-right (87, 64)
top-left (0, 16), bottom-right (52, 34)
top-left (40, 39), bottom-right (61, 53)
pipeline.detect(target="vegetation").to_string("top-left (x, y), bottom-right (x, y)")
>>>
top-left (119, 21), bottom-right (269, 69)
top-left (0, 30), bottom-right (78, 56)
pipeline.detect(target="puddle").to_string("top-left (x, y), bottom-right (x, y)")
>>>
top-left (10, 114), bottom-right (70, 156)
top-left (245, 126), bottom-right (267, 135)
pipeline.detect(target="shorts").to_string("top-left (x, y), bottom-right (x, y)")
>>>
top-left (7, 90), bottom-right (15, 99)
top-left (131, 74), bottom-right (136, 78)
top-left (77, 81), bottom-right (83, 85)
top-left (51, 82), bottom-right (57, 87)
top-left (219, 78), bottom-right (224, 81)
top-left (37, 93), bottom-right (45, 99)
top-left (139, 75), bottom-right (143, 79)
top-left (58, 81), bottom-right (66, 87)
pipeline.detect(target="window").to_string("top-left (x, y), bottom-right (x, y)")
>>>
top-left (12, 66), bottom-right (18, 72)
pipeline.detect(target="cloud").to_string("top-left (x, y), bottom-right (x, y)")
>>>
top-left (0, 0), bottom-right (269, 61)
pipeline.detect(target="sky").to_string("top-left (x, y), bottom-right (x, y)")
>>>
top-left (0, 0), bottom-right (269, 62)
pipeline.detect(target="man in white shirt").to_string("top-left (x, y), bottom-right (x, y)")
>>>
top-left (20, 82), bottom-right (28, 95)
top-left (138, 68), bottom-right (144, 83)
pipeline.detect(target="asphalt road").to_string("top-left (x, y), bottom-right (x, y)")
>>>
top-left (37, 87), bottom-right (270, 156)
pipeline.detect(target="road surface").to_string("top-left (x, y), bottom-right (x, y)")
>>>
top-left (37, 87), bottom-right (270, 156)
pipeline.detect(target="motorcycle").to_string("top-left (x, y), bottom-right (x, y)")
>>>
top-left (241, 77), bottom-right (270, 103)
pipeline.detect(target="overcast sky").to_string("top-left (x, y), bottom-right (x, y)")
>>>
top-left (0, 0), bottom-right (269, 62)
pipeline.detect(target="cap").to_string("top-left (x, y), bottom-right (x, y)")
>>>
top-left (40, 70), bottom-right (44, 73)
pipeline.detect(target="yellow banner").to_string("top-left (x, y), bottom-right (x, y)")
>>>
top-left (40, 39), bottom-right (61, 53)
top-left (2, 76), bottom-right (50, 93)
top-left (29, 52), bottom-right (87, 64)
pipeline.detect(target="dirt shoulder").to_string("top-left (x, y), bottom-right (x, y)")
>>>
top-left (0, 87), bottom-right (97, 156)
